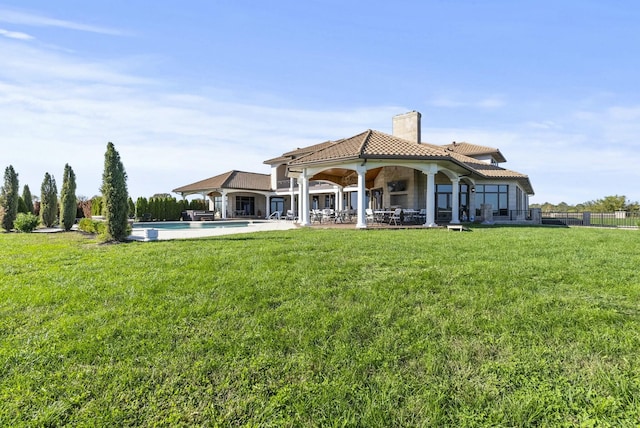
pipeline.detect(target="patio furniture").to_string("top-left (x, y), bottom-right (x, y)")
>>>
top-left (267, 211), bottom-right (281, 220)
top-left (284, 210), bottom-right (297, 221)
top-left (403, 209), bottom-right (418, 224)
top-left (322, 209), bottom-right (335, 223)
top-left (365, 209), bottom-right (375, 224)
top-left (417, 209), bottom-right (427, 223)
top-left (335, 209), bottom-right (352, 223)
top-left (311, 209), bottom-right (323, 223)
top-left (389, 208), bottom-right (403, 225)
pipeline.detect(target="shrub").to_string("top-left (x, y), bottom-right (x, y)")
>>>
top-left (13, 212), bottom-right (39, 232)
top-left (78, 218), bottom-right (106, 236)
top-left (90, 196), bottom-right (104, 216)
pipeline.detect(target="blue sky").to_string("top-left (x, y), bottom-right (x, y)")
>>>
top-left (1, 1), bottom-right (639, 205)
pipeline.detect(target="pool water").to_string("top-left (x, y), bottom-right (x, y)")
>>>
top-left (131, 221), bottom-right (250, 230)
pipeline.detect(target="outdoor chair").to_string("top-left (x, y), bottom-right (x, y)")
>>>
top-left (267, 211), bottom-right (281, 220)
top-left (311, 209), bottom-right (323, 223)
top-left (365, 208), bottom-right (375, 224)
top-left (284, 210), bottom-right (297, 221)
top-left (389, 208), bottom-right (403, 225)
top-left (417, 208), bottom-right (427, 223)
top-left (322, 208), bottom-right (335, 223)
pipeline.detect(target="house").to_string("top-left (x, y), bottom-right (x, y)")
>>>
top-left (173, 111), bottom-right (536, 228)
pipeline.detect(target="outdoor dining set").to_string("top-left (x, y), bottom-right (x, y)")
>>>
top-left (366, 208), bottom-right (426, 225)
top-left (310, 209), bottom-right (355, 224)
top-left (305, 208), bottom-right (427, 225)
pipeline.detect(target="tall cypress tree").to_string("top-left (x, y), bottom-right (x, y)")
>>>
top-left (22, 184), bottom-right (34, 214)
top-left (60, 164), bottom-right (77, 231)
top-left (40, 172), bottom-right (58, 228)
top-left (101, 142), bottom-right (129, 241)
top-left (1, 165), bottom-right (19, 231)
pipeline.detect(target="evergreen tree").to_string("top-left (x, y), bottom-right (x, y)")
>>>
top-left (135, 196), bottom-right (149, 221)
top-left (101, 142), bottom-right (129, 241)
top-left (60, 163), bottom-right (77, 231)
top-left (22, 185), bottom-right (34, 214)
top-left (40, 172), bottom-right (58, 228)
top-left (17, 196), bottom-right (27, 214)
top-left (127, 197), bottom-right (135, 219)
top-left (1, 165), bottom-right (19, 231)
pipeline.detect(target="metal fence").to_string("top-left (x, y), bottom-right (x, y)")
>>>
top-left (542, 211), bottom-right (640, 228)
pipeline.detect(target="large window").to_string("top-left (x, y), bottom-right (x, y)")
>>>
top-left (475, 185), bottom-right (508, 216)
top-left (212, 196), bottom-right (222, 214)
top-left (235, 196), bottom-right (255, 216)
top-left (270, 197), bottom-right (284, 214)
top-left (435, 184), bottom-right (469, 221)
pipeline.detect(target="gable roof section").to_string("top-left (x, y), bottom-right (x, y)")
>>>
top-left (289, 130), bottom-right (452, 165)
top-left (173, 170), bottom-right (271, 194)
top-left (443, 142), bottom-right (507, 163)
top-left (263, 140), bottom-right (337, 165)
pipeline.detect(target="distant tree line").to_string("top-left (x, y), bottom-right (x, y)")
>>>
top-left (531, 195), bottom-right (640, 213)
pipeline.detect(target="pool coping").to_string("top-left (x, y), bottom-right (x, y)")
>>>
top-left (127, 220), bottom-right (298, 241)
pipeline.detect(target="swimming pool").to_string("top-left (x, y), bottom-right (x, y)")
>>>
top-left (131, 220), bottom-right (251, 230)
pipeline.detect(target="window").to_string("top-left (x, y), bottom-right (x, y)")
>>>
top-left (475, 185), bottom-right (508, 216)
top-left (235, 196), bottom-right (255, 216)
top-left (270, 197), bottom-right (284, 214)
top-left (212, 196), bottom-right (222, 214)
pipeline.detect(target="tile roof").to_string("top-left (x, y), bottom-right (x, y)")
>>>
top-left (173, 170), bottom-right (271, 194)
top-left (289, 130), bottom-right (453, 165)
top-left (264, 140), bottom-right (338, 165)
top-left (286, 130), bottom-right (534, 194)
top-left (443, 142), bottom-right (507, 163)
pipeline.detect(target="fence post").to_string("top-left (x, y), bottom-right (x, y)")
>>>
top-left (582, 212), bottom-right (591, 226)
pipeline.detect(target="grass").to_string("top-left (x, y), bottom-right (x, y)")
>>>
top-left (1, 226), bottom-right (640, 426)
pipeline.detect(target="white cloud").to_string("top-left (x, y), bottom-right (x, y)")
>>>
top-left (0, 7), bottom-right (128, 36)
top-left (0, 28), bottom-right (33, 40)
top-left (0, 36), bottom-right (402, 198)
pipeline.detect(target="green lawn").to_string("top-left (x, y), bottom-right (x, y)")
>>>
top-left (1, 226), bottom-right (639, 426)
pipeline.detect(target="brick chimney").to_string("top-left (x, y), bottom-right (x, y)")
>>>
top-left (392, 111), bottom-right (421, 143)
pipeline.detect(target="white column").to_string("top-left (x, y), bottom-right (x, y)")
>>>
top-left (290, 177), bottom-right (296, 214)
top-left (356, 166), bottom-right (367, 228)
top-left (265, 195), bottom-right (271, 218)
top-left (299, 172), bottom-right (311, 226)
top-left (221, 190), bottom-right (228, 219)
top-left (424, 172), bottom-right (436, 227)
top-left (451, 178), bottom-right (460, 224)
top-left (297, 182), bottom-right (303, 223)
top-left (337, 188), bottom-right (344, 211)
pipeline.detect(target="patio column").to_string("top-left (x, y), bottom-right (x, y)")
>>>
top-left (356, 165), bottom-right (367, 228)
top-left (451, 178), bottom-right (460, 224)
top-left (424, 171), bottom-right (437, 227)
top-left (290, 177), bottom-right (296, 214)
top-left (336, 187), bottom-right (343, 211)
top-left (221, 190), bottom-right (228, 219)
top-left (265, 195), bottom-right (271, 218)
top-left (299, 172), bottom-right (311, 226)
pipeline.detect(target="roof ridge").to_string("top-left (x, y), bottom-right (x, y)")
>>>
top-left (357, 129), bottom-right (373, 155)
